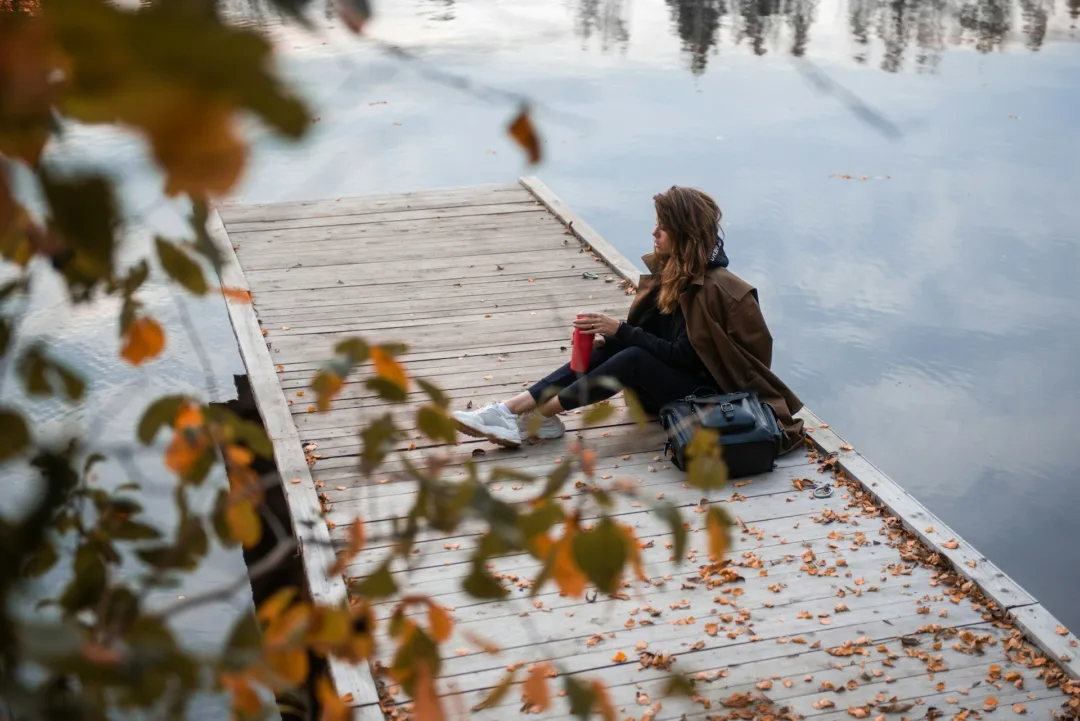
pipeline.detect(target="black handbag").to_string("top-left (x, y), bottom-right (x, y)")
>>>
top-left (658, 390), bottom-right (783, 479)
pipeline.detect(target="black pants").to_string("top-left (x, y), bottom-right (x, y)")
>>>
top-left (527, 343), bottom-right (710, 414)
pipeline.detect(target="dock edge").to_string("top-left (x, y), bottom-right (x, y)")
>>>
top-left (208, 210), bottom-right (386, 721)
top-left (517, 174), bottom-right (1079, 681)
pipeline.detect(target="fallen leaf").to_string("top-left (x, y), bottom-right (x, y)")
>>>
top-left (839, 444), bottom-right (854, 451)
top-left (942, 539), bottom-right (960, 550)
top-left (755, 680), bottom-right (773, 690)
top-left (1056, 625), bottom-right (1069, 636)
top-left (1012, 703), bottom-right (1027, 714)
top-left (984, 697), bottom-right (998, 711)
top-left (611, 651), bottom-right (627, 663)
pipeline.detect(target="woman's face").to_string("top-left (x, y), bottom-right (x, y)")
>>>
top-left (652, 220), bottom-right (672, 255)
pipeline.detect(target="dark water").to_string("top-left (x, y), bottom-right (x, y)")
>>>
top-left (222, 0), bottom-right (1080, 629)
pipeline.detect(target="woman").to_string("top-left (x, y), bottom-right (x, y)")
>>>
top-left (453, 186), bottom-right (805, 452)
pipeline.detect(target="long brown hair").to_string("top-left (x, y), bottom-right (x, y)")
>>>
top-left (652, 186), bottom-right (722, 314)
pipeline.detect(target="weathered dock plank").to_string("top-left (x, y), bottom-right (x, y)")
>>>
top-left (214, 180), bottom-right (1078, 720)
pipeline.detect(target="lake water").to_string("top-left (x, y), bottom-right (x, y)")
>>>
top-left (221, 0), bottom-right (1080, 628)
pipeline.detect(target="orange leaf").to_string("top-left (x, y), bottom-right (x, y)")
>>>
top-left (612, 651), bottom-right (628, 662)
top-left (371, 347), bottom-right (408, 389)
top-left (551, 531), bottom-right (587, 598)
top-left (164, 403), bottom-right (209, 477)
top-left (258, 587), bottom-right (298, 624)
top-left (221, 671), bottom-right (263, 718)
top-left (413, 661), bottom-right (446, 721)
top-left (508, 109), bottom-right (542, 164)
top-left (590, 680), bottom-right (617, 721)
top-left (227, 498), bottom-right (262, 549)
top-left (149, 96), bottom-right (247, 198)
top-left (121, 316), bottom-right (165, 366)
top-left (0, 17), bottom-right (55, 164)
top-left (1056, 625), bottom-right (1069, 635)
top-left (523, 663), bottom-right (552, 710)
top-left (267, 647), bottom-right (309, 686)
top-left (222, 287), bottom-right (253, 303)
top-left (317, 676), bottom-right (350, 721)
top-left (706, 508), bottom-right (731, 561)
top-left (1012, 703), bottom-right (1027, 714)
top-left (427, 602), bottom-right (454, 643)
top-left (984, 697), bottom-right (999, 711)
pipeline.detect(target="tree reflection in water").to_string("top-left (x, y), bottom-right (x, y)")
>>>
top-left (655, 0), bottom-right (1062, 73)
top-left (219, 0), bottom-right (1073, 76)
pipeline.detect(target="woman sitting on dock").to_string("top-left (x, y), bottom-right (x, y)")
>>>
top-left (453, 186), bottom-right (804, 451)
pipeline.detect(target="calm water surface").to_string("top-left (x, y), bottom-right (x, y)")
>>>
top-left (224, 0), bottom-right (1080, 626)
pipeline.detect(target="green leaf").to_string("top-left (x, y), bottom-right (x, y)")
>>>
top-left (113, 519), bottom-right (163, 541)
top-left (334, 337), bottom-right (369, 363)
top-left (83, 453), bottom-right (106, 476)
top-left (572, 517), bottom-right (627, 595)
top-left (582, 403), bottom-right (617, 427)
top-left (471, 668), bottom-right (517, 711)
top-left (351, 562), bottom-right (397, 600)
top-left (664, 673), bottom-right (696, 697)
top-left (462, 558), bottom-right (506, 599)
top-left (686, 428), bottom-right (729, 490)
top-left (22, 540), bottom-right (59, 578)
top-left (416, 405), bottom-right (456, 445)
top-left (622, 388), bottom-right (650, 428)
top-left (223, 611), bottom-right (262, 670)
top-left (59, 544), bottom-right (107, 614)
top-left (39, 171), bottom-right (117, 301)
top-left (155, 237), bottom-right (208, 295)
top-left (137, 395), bottom-right (187, 444)
top-left (539, 462), bottom-right (572, 499)
top-left (0, 316), bottom-right (9, 358)
top-left (416, 378), bottom-right (447, 408)
top-left (211, 489), bottom-right (238, 548)
top-left (564, 675), bottom-right (596, 720)
top-left (359, 414), bottom-right (396, 476)
top-left (390, 627), bottom-right (439, 695)
top-left (0, 408), bottom-right (30, 461)
top-left (517, 499), bottom-right (564, 541)
top-left (365, 376), bottom-right (408, 403)
top-left (652, 501), bottom-right (687, 564)
top-left (17, 345), bottom-right (85, 401)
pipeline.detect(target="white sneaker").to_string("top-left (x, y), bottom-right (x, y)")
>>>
top-left (517, 412), bottom-right (566, 440)
top-left (453, 404), bottom-right (523, 447)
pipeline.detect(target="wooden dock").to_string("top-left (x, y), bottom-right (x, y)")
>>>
top-left (210, 179), bottom-right (1079, 721)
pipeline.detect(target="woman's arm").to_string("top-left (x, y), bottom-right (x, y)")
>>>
top-left (613, 316), bottom-right (702, 371)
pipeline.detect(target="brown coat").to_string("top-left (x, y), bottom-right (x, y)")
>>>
top-left (628, 254), bottom-right (805, 452)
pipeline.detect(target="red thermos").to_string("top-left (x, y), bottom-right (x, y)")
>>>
top-left (571, 314), bottom-right (594, 372)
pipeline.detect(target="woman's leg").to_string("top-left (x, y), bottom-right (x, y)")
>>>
top-left (554, 346), bottom-right (705, 413)
top-left (452, 346), bottom-right (616, 447)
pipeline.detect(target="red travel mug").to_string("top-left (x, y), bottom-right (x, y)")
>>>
top-left (571, 315), bottom-right (594, 372)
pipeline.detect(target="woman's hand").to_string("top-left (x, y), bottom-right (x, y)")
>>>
top-left (574, 312), bottom-right (620, 336)
top-left (593, 334), bottom-right (606, 348)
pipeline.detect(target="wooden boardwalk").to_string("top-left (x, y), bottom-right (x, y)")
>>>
top-left (211, 180), bottom-right (1079, 721)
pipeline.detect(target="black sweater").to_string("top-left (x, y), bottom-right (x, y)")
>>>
top-left (613, 301), bottom-right (707, 375)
